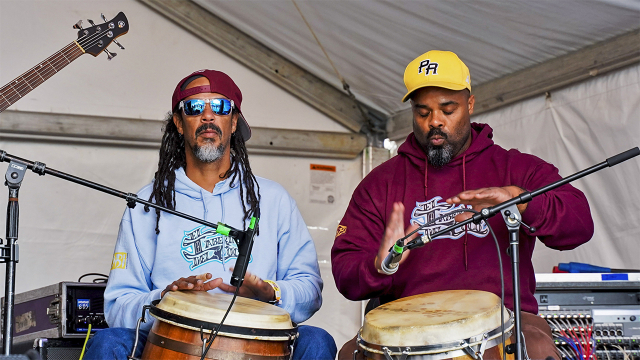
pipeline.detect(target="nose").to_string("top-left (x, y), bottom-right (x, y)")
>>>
top-left (200, 101), bottom-right (216, 122)
top-left (428, 110), bottom-right (445, 129)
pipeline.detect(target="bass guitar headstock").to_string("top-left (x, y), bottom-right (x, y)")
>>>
top-left (74, 12), bottom-right (129, 60)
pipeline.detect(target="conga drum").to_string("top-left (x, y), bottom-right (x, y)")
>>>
top-left (141, 291), bottom-right (298, 360)
top-left (357, 290), bottom-right (514, 360)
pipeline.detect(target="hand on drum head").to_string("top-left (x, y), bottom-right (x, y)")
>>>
top-left (446, 186), bottom-right (528, 221)
top-left (218, 269), bottom-right (276, 303)
top-left (374, 202), bottom-right (419, 274)
top-left (161, 273), bottom-right (223, 298)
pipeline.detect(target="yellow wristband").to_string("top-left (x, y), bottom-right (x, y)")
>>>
top-left (263, 279), bottom-right (281, 305)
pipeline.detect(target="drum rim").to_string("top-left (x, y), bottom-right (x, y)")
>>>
top-left (357, 309), bottom-right (514, 356)
top-left (148, 299), bottom-right (298, 341)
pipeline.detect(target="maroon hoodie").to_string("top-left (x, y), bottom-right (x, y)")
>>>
top-left (331, 123), bottom-right (594, 314)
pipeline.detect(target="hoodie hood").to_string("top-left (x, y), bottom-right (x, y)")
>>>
top-left (174, 166), bottom-right (238, 200)
top-left (173, 166), bottom-right (242, 231)
top-left (398, 122), bottom-right (495, 170)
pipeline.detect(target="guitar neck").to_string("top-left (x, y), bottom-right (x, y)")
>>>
top-left (0, 42), bottom-right (84, 112)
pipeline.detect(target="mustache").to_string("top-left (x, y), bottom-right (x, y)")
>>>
top-left (426, 128), bottom-right (448, 139)
top-left (195, 123), bottom-right (223, 137)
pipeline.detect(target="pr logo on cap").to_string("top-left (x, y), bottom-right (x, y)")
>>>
top-left (418, 59), bottom-right (439, 76)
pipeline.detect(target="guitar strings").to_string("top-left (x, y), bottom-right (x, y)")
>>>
top-left (2, 32), bottom-right (91, 93)
top-left (4, 27), bottom-right (110, 94)
top-left (1, 30), bottom-right (99, 104)
top-left (1, 23), bottom-right (122, 108)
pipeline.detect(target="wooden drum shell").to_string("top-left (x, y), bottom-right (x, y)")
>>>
top-left (141, 319), bottom-right (292, 360)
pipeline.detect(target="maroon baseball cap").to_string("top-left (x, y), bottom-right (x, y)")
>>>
top-left (172, 69), bottom-right (251, 141)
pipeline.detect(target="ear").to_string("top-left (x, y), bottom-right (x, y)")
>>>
top-left (173, 113), bottom-right (184, 135)
top-left (231, 112), bottom-right (238, 134)
top-left (468, 94), bottom-right (475, 115)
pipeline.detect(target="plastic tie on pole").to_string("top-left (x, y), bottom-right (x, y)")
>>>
top-left (32, 161), bottom-right (46, 176)
top-left (125, 193), bottom-right (138, 209)
top-left (216, 223), bottom-right (231, 236)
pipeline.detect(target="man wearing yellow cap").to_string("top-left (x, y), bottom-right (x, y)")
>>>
top-left (331, 51), bottom-right (594, 359)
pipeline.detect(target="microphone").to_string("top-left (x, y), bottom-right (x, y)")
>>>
top-left (381, 232), bottom-right (433, 275)
top-left (230, 208), bottom-right (260, 287)
top-left (380, 240), bottom-right (405, 275)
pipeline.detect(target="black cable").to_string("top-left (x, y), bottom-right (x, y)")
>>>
top-left (199, 285), bottom-right (241, 360)
top-left (78, 273), bottom-right (109, 283)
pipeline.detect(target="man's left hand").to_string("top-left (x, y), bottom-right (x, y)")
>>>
top-left (446, 186), bottom-right (527, 221)
top-left (218, 269), bottom-right (276, 303)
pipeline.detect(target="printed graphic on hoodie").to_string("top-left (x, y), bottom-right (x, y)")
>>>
top-left (410, 196), bottom-right (489, 239)
top-left (180, 225), bottom-right (251, 270)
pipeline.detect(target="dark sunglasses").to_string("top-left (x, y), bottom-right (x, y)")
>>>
top-left (179, 98), bottom-right (234, 116)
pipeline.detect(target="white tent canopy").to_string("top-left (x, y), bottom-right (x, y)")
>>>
top-left (196, 0), bottom-right (640, 114)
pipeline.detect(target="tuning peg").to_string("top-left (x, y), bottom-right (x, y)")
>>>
top-left (113, 39), bottom-right (125, 50)
top-left (87, 19), bottom-right (96, 26)
top-left (73, 20), bottom-right (83, 30)
top-left (101, 13), bottom-right (108, 22)
top-left (103, 49), bottom-right (117, 61)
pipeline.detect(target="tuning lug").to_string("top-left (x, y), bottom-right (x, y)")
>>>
top-left (113, 39), bottom-right (125, 50)
top-left (101, 13), bottom-right (108, 22)
top-left (103, 49), bottom-right (117, 61)
top-left (73, 20), bottom-right (83, 30)
top-left (87, 19), bottom-right (96, 26)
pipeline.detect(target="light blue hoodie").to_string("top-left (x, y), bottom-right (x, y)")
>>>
top-left (104, 167), bottom-right (323, 330)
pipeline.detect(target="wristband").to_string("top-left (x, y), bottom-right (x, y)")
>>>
top-left (263, 279), bottom-right (281, 305)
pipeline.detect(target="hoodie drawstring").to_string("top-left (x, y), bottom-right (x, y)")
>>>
top-left (424, 159), bottom-right (429, 198)
top-left (220, 192), bottom-right (226, 271)
top-left (462, 154), bottom-right (468, 271)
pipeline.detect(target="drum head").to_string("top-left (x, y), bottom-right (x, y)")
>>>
top-left (361, 290), bottom-right (508, 347)
top-left (156, 291), bottom-right (294, 330)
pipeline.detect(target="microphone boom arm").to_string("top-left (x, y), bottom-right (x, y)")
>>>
top-left (405, 147), bottom-right (640, 250)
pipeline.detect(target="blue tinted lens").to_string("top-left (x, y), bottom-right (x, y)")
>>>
top-left (183, 99), bottom-right (206, 115)
top-left (210, 99), bottom-right (232, 115)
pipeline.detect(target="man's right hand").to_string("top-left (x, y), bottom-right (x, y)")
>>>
top-left (161, 273), bottom-right (223, 298)
top-left (374, 202), bottom-right (419, 273)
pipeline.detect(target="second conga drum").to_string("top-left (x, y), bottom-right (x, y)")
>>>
top-left (141, 291), bottom-right (297, 360)
top-left (357, 290), bottom-right (514, 360)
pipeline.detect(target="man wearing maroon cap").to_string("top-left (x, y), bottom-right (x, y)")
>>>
top-left (85, 70), bottom-right (337, 359)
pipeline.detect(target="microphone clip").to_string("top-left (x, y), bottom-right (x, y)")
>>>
top-left (503, 209), bottom-right (536, 233)
top-left (380, 240), bottom-right (405, 275)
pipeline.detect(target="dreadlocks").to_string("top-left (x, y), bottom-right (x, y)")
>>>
top-left (145, 110), bottom-right (260, 234)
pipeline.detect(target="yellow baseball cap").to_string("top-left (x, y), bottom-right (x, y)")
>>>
top-left (402, 50), bottom-right (471, 102)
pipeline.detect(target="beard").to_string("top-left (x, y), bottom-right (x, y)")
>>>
top-left (427, 142), bottom-right (455, 168)
top-left (423, 128), bottom-right (462, 168)
top-left (192, 123), bottom-right (227, 163)
top-left (193, 142), bottom-right (225, 163)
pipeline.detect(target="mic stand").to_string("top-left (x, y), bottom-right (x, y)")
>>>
top-left (0, 149), bottom-right (255, 351)
top-left (501, 204), bottom-right (525, 360)
top-left (1, 161), bottom-right (26, 355)
top-left (404, 147), bottom-right (640, 360)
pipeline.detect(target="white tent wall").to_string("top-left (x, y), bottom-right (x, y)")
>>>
top-left (473, 63), bottom-right (640, 272)
top-left (0, 0), bottom-right (362, 348)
